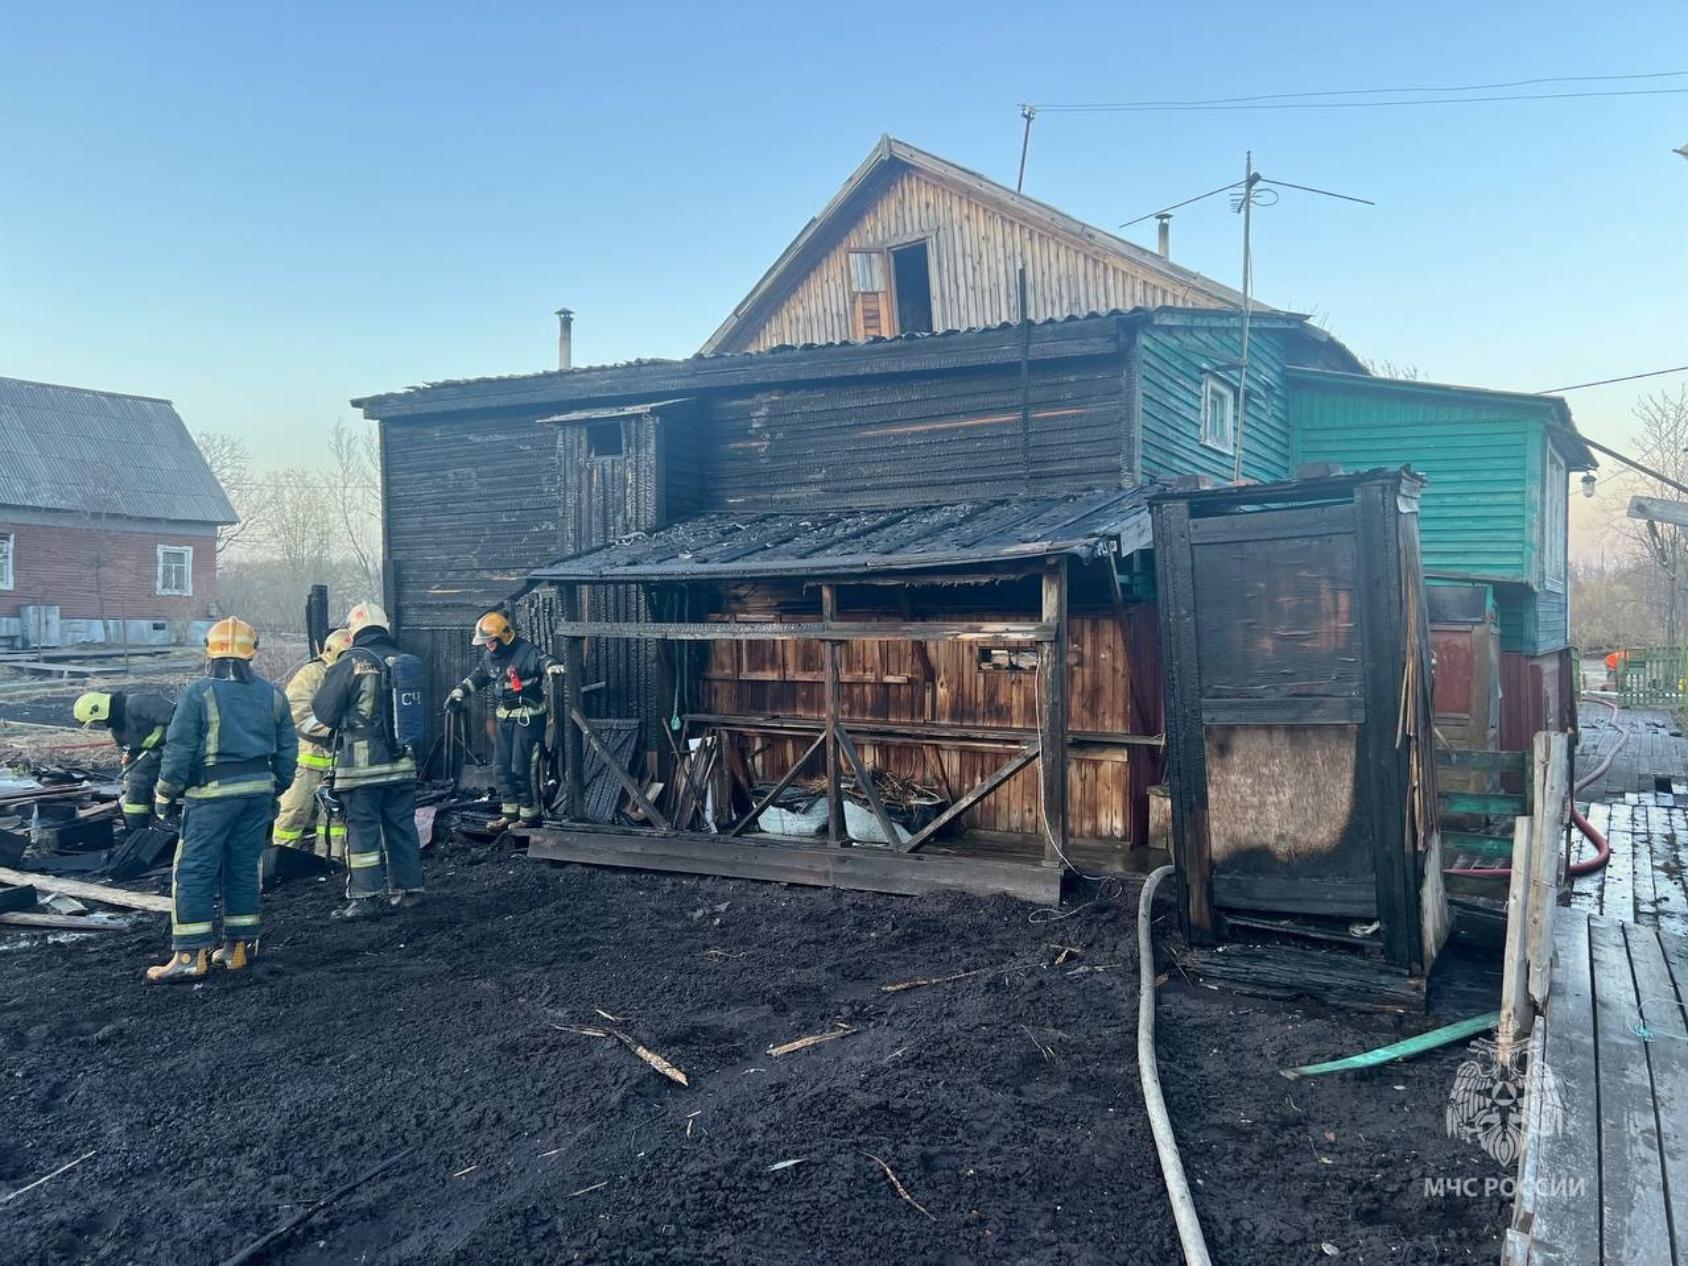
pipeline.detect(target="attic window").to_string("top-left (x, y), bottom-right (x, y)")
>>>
top-left (890, 241), bottom-right (934, 335)
top-left (585, 421), bottom-right (624, 458)
top-left (1201, 375), bottom-right (1237, 455)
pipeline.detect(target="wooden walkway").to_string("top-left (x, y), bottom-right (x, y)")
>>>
top-left (1574, 706), bottom-right (1688, 802)
top-left (1512, 910), bottom-right (1688, 1264)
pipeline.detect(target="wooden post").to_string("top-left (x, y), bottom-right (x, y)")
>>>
top-left (822, 584), bottom-right (844, 846)
top-left (1527, 731), bottom-right (1568, 1009)
top-left (1498, 815), bottom-right (1536, 1060)
top-left (561, 584), bottom-right (585, 820)
top-left (1038, 560), bottom-right (1069, 868)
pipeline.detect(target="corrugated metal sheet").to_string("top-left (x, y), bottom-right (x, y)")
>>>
top-left (0, 377), bottom-right (236, 523)
top-left (531, 488), bottom-right (1151, 583)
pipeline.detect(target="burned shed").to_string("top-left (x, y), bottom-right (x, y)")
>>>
top-left (1152, 471), bottom-right (1448, 983)
top-left (354, 307), bottom-right (1364, 896)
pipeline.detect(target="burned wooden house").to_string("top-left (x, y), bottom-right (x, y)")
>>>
top-left (355, 307), bottom-right (1362, 899)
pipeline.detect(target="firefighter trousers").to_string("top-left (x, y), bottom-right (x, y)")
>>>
top-left (170, 793), bottom-right (269, 951)
top-left (493, 715), bottom-right (544, 823)
top-left (343, 782), bottom-right (424, 900)
top-left (121, 749), bottom-right (163, 832)
top-left (271, 757), bottom-right (345, 859)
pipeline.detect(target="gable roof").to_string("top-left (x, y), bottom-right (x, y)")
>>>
top-left (700, 135), bottom-right (1250, 356)
top-left (0, 376), bottom-right (238, 524)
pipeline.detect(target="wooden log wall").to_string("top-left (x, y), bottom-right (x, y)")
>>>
top-left (698, 600), bottom-right (1138, 844)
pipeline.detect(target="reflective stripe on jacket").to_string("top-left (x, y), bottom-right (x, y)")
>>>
top-left (311, 629), bottom-right (417, 790)
top-left (286, 656), bottom-right (334, 765)
top-left (463, 637), bottom-right (556, 712)
top-left (155, 674), bottom-right (298, 802)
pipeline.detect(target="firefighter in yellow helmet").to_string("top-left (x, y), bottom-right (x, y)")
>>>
top-left (145, 617), bottom-right (297, 983)
top-left (446, 610), bottom-right (563, 831)
top-left (267, 627), bottom-right (353, 872)
top-left (73, 689), bottom-right (176, 833)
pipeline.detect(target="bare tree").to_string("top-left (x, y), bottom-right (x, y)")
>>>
top-left (327, 419), bottom-right (383, 597)
top-left (195, 430), bottom-right (270, 556)
top-left (1624, 386), bottom-right (1688, 647)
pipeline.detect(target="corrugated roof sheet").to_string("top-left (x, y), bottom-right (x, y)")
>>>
top-left (530, 487), bottom-right (1152, 583)
top-left (0, 377), bottom-right (238, 523)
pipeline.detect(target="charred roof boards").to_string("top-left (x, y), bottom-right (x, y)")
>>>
top-left (0, 377), bottom-right (236, 525)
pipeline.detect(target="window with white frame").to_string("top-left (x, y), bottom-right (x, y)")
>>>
top-left (0, 532), bottom-right (13, 591)
top-left (1545, 449), bottom-right (1567, 587)
top-left (1201, 374), bottom-right (1238, 454)
top-left (157, 544), bottom-right (192, 596)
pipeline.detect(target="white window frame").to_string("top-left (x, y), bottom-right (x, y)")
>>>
top-left (1544, 448), bottom-right (1567, 589)
top-left (1201, 374), bottom-right (1238, 455)
top-left (0, 532), bottom-right (13, 591)
top-left (156, 544), bottom-right (193, 596)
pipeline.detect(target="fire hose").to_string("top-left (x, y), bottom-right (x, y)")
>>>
top-left (1444, 697), bottom-right (1623, 879)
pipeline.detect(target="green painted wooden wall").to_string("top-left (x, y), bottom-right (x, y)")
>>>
top-left (1136, 321), bottom-right (1294, 484)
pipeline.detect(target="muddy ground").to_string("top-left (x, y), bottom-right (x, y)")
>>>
top-left (1, 834), bottom-right (1510, 1266)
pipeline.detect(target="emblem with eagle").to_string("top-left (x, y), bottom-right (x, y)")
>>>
top-left (1446, 1037), bottom-right (1564, 1166)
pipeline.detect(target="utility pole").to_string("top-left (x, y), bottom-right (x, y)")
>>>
top-left (1016, 104), bottom-right (1037, 192)
top-left (1233, 151), bottom-right (1259, 483)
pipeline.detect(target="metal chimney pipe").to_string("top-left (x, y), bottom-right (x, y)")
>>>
top-left (1156, 214), bottom-right (1171, 259)
top-left (556, 307), bottom-right (574, 371)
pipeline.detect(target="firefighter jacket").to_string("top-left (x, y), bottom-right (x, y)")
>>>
top-left (286, 656), bottom-right (335, 773)
top-left (312, 627), bottom-right (418, 790)
top-left (155, 668), bottom-right (298, 803)
top-left (108, 691), bottom-right (175, 757)
top-left (459, 637), bottom-right (558, 720)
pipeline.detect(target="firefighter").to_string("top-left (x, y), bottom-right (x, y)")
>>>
top-left (270, 628), bottom-right (352, 863)
top-left (73, 689), bottom-right (176, 833)
top-left (145, 617), bottom-right (297, 983)
top-left (445, 610), bottom-right (564, 831)
top-left (311, 601), bottom-right (425, 919)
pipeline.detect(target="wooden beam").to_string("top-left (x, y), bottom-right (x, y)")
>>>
top-left (685, 712), bottom-right (1164, 751)
top-left (549, 619), bottom-right (1057, 643)
top-left (822, 585), bottom-right (844, 846)
top-left (561, 585), bottom-right (586, 819)
top-left (0, 866), bottom-right (170, 913)
top-left (0, 911), bottom-right (127, 931)
top-left (727, 730), bottom-right (828, 837)
top-left (571, 707), bottom-right (670, 830)
top-left (1038, 561), bottom-right (1069, 868)
top-left (835, 724), bottom-right (903, 847)
top-left (1498, 816), bottom-right (1535, 1060)
top-left (1528, 731), bottom-right (1568, 1008)
top-left (902, 741), bottom-right (1040, 853)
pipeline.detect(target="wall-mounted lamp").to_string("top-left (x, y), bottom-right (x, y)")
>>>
top-left (1581, 472), bottom-right (1598, 498)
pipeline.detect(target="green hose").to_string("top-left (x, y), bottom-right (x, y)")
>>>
top-left (1279, 1010), bottom-right (1499, 1080)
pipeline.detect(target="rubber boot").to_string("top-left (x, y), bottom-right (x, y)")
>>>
top-left (212, 940), bottom-right (256, 971)
top-left (485, 815), bottom-right (514, 833)
top-left (331, 899), bottom-right (385, 921)
top-left (145, 948), bottom-right (209, 984)
top-left (389, 892), bottom-right (423, 911)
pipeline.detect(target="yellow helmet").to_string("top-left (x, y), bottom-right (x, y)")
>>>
top-left (345, 601), bottom-right (390, 638)
top-left (322, 627), bottom-right (353, 664)
top-left (473, 611), bottom-right (515, 648)
top-left (74, 691), bottom-right (113, 726)
top-left (206, 616), bottom-right (260, 660)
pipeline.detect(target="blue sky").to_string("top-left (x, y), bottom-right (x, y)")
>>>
top-left (1, 1), bottom-right (1684, 470)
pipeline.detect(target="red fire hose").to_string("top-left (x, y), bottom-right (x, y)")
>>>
top-left (1444, 697), bottom-right (1621, 879)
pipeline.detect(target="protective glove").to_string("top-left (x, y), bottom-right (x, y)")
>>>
top-left (545, 663), bottom-right (566, 676)
top-left (445, 687), bottom-right (468, 709)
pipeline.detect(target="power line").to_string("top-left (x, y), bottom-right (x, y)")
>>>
top-left (1036, 85), bottom-right (1688, 113)
top-left (1035, 68), bottom-right (1688, 110)
top-left (1539, 365), bottom-right (1688, 394)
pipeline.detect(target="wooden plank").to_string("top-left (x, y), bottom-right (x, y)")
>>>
top-left (1038, 562), bottom-right (1069, 868)
top-left (561, 585), bottom-right (586, 819)
top-left (685, 711), bottom-right (1162, 750)
top-left (1498, 816), bottom-right (1535, 1059)
top-left (1439, 791), bottom-right (1528, 816)
top-left (1624, 923), bottom-right (1688, 1266)
top-left (1441, 831), bottom-right (1516, 859)
top-left (1603, 788), bottom-right (1638, 923)
top-left (550, 619), bottom-right (1058, 643)
top-left (0, 911), bottom-right (127, 931)
top-left (822, 585), bottom-right (844, 847)
top-left (524, 826), bottom-right (1062, 905)
top-left (1590, 915), bottom-right (1673, 1264)
top-left (1199, 696), bottom-right (1365, 725)
top-left (903, 742), bottom-right (1039, 853)
top-left (835, 724), bottom-right (903, 847)
top-left (1525, 912), bottom-right (1601, 1265)
top-left (1152, 499), bottom-right (1214, 942)
top-left (570, 708), bottom-right (669, 831)
top-left (0, 866), bottom-right (170, 913)
top-left (1527, 733), bottom-right (1566, 1011)
top-left (727, 730), bottom-right (827, 837)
